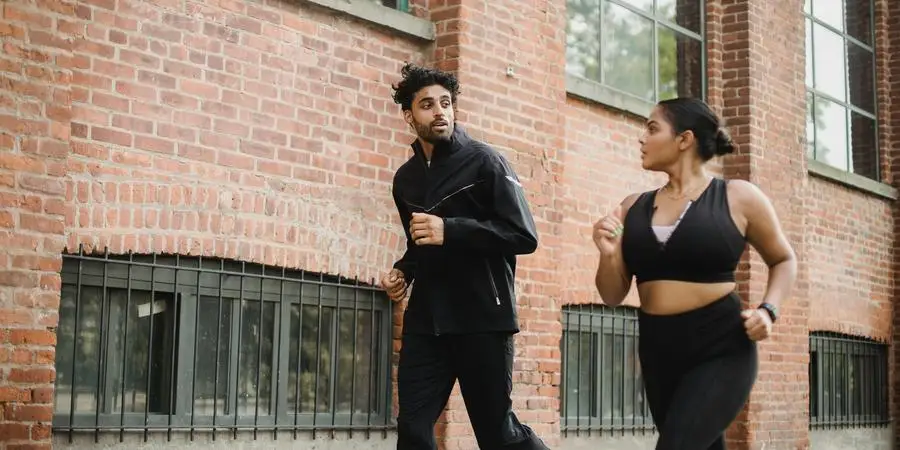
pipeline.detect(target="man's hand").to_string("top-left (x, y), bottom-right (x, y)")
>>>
top-left (381, 268), bottom-right (408, 302)
top-left (410, 212), bottom-right (444, 246)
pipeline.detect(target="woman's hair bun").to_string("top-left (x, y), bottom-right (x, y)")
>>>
top-left (714, 128), bottom-right (735, 156)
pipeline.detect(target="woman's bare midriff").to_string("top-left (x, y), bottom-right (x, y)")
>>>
top-left (637, 280), bottom-right (736, 315)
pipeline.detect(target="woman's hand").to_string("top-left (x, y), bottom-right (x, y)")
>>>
top-left (593, 205), bottom-right (625, 255)
top-left (741, 308), bottom-right (772, 341)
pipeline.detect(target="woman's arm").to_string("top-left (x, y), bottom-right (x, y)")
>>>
top-left (731, 180), bottom-right (797, 326)
top-left (593, 193), bottom-right (640, 306)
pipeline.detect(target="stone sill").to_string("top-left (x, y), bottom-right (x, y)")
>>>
top-left (301, 0), bottom-right (435, 42)
top-left (808, 159), bottom-right (898, 200)
top-left (566, 74), bottom-right (653, 119)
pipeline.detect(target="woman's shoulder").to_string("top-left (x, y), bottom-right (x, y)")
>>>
top-left (724, 178), bottom-right (771, 212)
top-left (621, 189), bottom-right (654, 215)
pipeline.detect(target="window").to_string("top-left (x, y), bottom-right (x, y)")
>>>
top-left (560, 304), bottom-right (653, 436)
top-left (804, 0), bottom-right (878, 180)
top-left (375, 0), bottom-right (408, 11)
top-left (566, 0), bottom-right (706, 106)
top-left (809, 332), bottom-right (889, 428)
top-left (53, 249), bottom-right (393, 441)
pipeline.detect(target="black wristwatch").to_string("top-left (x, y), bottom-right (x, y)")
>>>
top-left (757, 302), bottom-right (778, 323)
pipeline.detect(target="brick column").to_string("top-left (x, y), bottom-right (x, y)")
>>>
top-left (0, 1), bottom-right (74, 449)
top-left (720, 1), bottom-right (809, 449)
top-left (425, 1), bottom-right (566, 448)
top-left (881, 0), bottom-right (900, 443)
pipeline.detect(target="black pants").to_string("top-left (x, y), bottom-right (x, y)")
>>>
top-left (396, 332), bottom-right (549, 450)
top-left (638, 292), bottom-right (758, 450)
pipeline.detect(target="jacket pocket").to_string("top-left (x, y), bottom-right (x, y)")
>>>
top-left (484, 260), bottom-right (500, 306)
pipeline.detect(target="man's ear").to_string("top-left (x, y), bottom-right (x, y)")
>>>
top-left (403, 109), bottom-right (413, 126)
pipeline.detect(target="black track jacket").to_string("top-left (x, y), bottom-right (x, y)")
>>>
top-left (391, 125), bottom-right (538, 335)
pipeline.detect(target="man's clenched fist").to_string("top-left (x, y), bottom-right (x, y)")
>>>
top-left (381, 268), bottom-right (408, 302)
top-left (410, 212), bottom-right (444, 246)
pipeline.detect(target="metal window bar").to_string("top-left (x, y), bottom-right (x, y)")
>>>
top-left (53, 246), bottom-right (394, 442)
top-left (809, 331), bottom-right (889, 429)
top-left (560, 304), bottom-right (655, 437)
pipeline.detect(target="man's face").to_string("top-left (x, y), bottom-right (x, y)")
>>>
top-left (405, 84), bottom-right (454, 143)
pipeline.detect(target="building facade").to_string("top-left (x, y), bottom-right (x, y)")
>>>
top-left (0, 0), bottom-right (896, 449)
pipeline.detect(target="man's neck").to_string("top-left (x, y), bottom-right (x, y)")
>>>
top-left (418, 138), bottom-right (435, 162)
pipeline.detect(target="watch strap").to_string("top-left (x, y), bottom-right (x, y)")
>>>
top-left (758, 302), bottom-right (778, 323)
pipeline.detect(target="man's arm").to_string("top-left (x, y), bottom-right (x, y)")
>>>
top-left (391, 187), bottom-right (417, 282)
top-left (442, 152), bottom-right (538, 255)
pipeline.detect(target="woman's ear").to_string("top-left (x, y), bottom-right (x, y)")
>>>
top-left (677, 130), bottom-right (695, 152)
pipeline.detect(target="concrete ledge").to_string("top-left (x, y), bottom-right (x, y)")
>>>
top-left (302, 0), bottom-right (435, 42)
top-left (808, 159), bottom-right (898, 200)
top-left (566, 74), bottom-right (653, 119)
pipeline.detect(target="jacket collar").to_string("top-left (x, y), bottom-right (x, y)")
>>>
top-left (411, 124), bottom-right (470, 165)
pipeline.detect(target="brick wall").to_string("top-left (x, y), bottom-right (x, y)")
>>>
top-left (63, 0), bottom-right (432, 442)
top-left (426, 0), bottom-right (567, 447)
top-left (719, 0), bottom-right (811, 448)
top-left (0, 0), bottom-right (896, 449)
top-left (883, 0), bottom-right (900, 443)
top-left (0, 1), bottom-right (74, 449)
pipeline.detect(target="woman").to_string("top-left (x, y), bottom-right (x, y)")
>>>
top-left (592, 97), bottom-right (797, 449)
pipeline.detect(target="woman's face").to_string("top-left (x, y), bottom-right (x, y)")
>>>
top-left (639, 106), bottom-right (687, 171)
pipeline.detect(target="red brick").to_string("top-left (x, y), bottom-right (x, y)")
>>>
top-left (0, 387), bottom-right (31, 402)
top-left (0, 309), bottom-right (33, 325)
top-left (3, 404), bottom-right (53, 422)
top-left (7, 444), bottom-right (52, 450)
top-left (0, 423), bottom-right (30, 441)
top-left (7, 367), bottom-right (55, 384)
top-left (8, 329), bottom-right (56, 346)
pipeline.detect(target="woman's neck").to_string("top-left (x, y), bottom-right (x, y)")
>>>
top-left (664, 164), bottom-right (709, 196)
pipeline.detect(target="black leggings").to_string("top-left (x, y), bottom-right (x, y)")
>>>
top-left (638, 292), bottom-right (758, 450)
top-left (395, 332), bottom-right (549, 450)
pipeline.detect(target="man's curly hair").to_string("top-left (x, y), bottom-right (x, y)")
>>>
top-left (391, 63), bottom-right (460, 111)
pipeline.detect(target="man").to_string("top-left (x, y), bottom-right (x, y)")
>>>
top-left (381, 63), bottom-right (549, 450)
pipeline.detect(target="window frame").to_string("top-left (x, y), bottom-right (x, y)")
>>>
top-left (560, 304), bottom-right (655, 436)
top-left (804, 0), bottom-right (880, 181)
top-left (53, 250), bottom-right (395, 440)
top-left (808, 331), bottom-right (889, 429)
top-left (379, 0), bottom-right (409, 11)
top-left (565, 0), bottom-right (708, 117)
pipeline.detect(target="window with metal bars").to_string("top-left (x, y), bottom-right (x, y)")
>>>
top-left (808, 331), bottom-right (889, 429)
top-left (53, 248), bottom-right (393, 443)
top-left (560, 304), bottom-right (654, 437)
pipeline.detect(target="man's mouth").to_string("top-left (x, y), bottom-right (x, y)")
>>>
top-left (432, 121), bottom-right (449, 131)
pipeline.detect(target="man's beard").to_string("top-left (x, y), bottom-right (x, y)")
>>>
top-left (413, 119), bottom-right (453, 144)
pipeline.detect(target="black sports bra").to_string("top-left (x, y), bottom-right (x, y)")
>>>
top-left (621, 178), bottom-right (747, 285)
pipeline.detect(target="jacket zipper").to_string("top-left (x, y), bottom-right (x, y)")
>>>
top-left (403, 182), bottom-right (479, 214)
top-left (424, 183), bottom-right (477, 213)
top-left (484, 260), bottom-right (500, 305)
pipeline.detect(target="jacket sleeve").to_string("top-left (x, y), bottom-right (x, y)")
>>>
top-left (442, 153), bottom-right (539, 255)
top-left (391, 187), bottom-right (417, 282)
